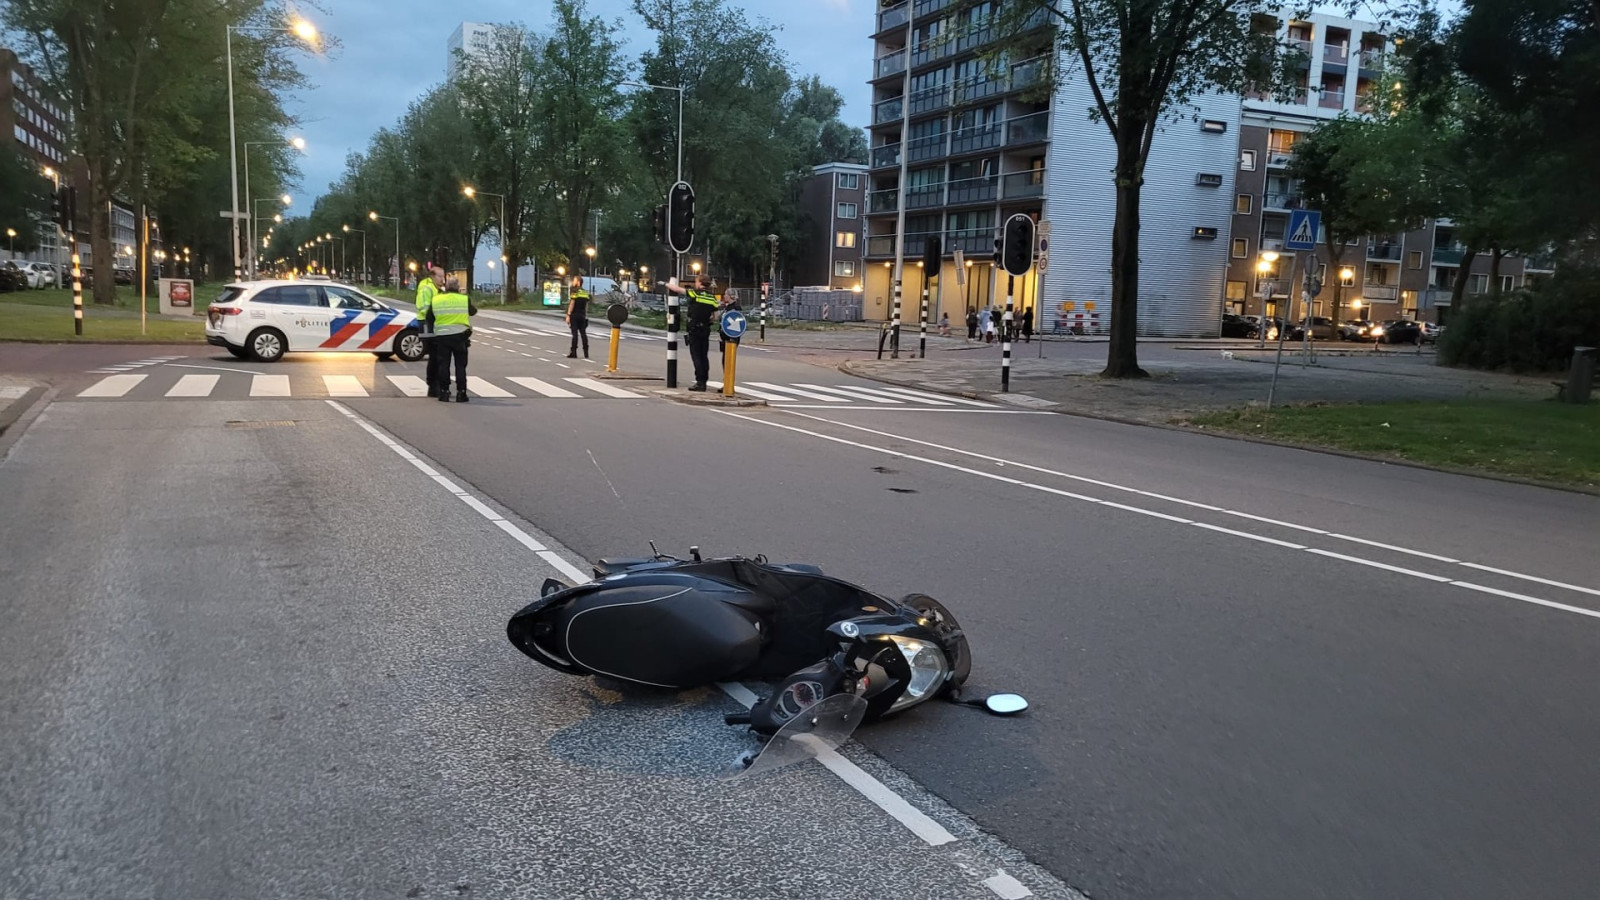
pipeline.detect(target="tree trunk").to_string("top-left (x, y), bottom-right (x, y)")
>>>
top-left (89, 168), bottom-right (116, 306)
top-left (1488, 246), bottom-right (1505, 296)
top-left (1450, 247), bottom-right (1479, 310)
top-left (1326, 237), bottom-right (1346, 327)
top-left (1103, 117), bottom-right (1147, 378)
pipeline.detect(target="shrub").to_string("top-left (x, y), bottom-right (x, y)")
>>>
top-left (1438, 268), bottom-right (1600, 372)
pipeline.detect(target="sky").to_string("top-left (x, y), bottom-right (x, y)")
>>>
top-left (283, 0), bottom-right (875, 211)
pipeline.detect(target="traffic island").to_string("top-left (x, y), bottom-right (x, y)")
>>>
top-left (652, 388), bottom-right (766, 408)
top-left (596, 369), bottom-right (661, 382)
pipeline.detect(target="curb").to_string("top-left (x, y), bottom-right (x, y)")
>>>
top-left (596, 370), bottom-right (663, 382)
top-left (0, 384), bottom-right (46, 438)
top-left (651, 389), bottom-right (766, 408)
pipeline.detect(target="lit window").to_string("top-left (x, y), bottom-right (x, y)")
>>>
top-left (837, 202), bottom-right (858, 219)
top-left (836, 231), bottom-right (857, 248)
top-left (1240, 150), bottom-right (1257, 171)
top-left (1232, 238), bottom-right (1249, 258)
top-left (1235, 194), bottom-right (1253, 215)
top-left (1407, 250), bottom-right (1423, 269)
top-left (834, 260), bottom-right (856, 277)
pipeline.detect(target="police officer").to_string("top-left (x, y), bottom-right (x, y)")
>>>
top-left (565, 275), bottom-right (590, 359)
top-left (431, 277), bottom-right (476, 402)
top-left (666, 273), bottom-right (719, 391)
top-left (416, 265), bottom-right (446, 397)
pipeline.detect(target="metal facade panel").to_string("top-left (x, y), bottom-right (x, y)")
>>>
top-left (1043, 64), bottom-right (1242, 337)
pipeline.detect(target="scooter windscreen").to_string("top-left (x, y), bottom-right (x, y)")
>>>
top-left (728, 693), bottom-right (868, 780)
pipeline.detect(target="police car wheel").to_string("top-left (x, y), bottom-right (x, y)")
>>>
top-left (394, 329), bottom-right (425, 362)
top-left (247, 328), bottom-right (287, 363)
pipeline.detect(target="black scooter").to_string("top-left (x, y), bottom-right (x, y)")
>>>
top-left (507, 545), bottom-right (1021, 737)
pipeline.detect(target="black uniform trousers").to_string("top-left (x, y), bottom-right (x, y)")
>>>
top-left (686, 324), bottom-right (712, 386)
top-left (569, 318), bottom-right (589, 356)
top-left (434, 332), bottom-right (469, 393)
top-left (424, 337), bottom-right (448, 395)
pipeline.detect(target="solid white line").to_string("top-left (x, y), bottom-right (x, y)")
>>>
top-left (1227, 511), bottom-right (1329, 535)
top-left (432, 474), bottom-right (463, 493)
top-left (78, 374), bottom-right (146, 398)
top-left (1457, 563), bottom-right (1600, 598)
top-left (565, 377), bottom-right (642, 399)
top-left (1450, 581), bottom-right (1600, 620)
top-left (1304, 548), bottom-right (1453, 582)
top-left (508, 377), bottom-right (580, 398)
top-left (773, 404), bottom-right (1048, 414)
top-left (1327, 533), bottom-right (1460, 563)
top-left (746, 382), bottom-right (850, 402)
top-left (983, 871), bottom-right (1033, 899)
top-left (466, 376), bottom-right (515, 398)
top-left (322, 375), bottom-right (368, 398)
top-left (460, 495), bottom-right (502, 520)
top-left (495, 519), bottom-right (548, 552)
top-left (1100, 501), bottom-right (1191, 524)
top-left (250, 374), bottom-right (291, 398)
top-left (539, 551), bottom-right (590, 583)
top-left (408, 459), bottom-right (438, 477)
top-left (386, 375), bottom-right (429, 398)
top-left (166, 374), bottom-right (219, 397)
top-left (1191, 522), bottom-right (1306, 549)
top-left (712, 384), bottom-right (794, 402)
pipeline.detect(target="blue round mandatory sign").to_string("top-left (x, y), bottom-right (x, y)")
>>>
top-left (720, 309), bottom-right (748, 339)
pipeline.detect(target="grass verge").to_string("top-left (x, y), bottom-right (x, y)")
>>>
top-left (3, 300), bottom-right (205, 342)
top-left (1188, 400), bottom-right (1600, 488)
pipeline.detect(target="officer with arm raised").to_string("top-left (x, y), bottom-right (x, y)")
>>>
top-left (665, 272), bottom-right (718, 391)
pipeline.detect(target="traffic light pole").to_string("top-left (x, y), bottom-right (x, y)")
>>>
top-left (667, 252), bottom-right (680, 388)
top-left (919, 268), bottom-right (929, 359)
top-left (891, 280), bottom-right (902, 358)
top-left (1002, 275), bottom-right (1014, 392)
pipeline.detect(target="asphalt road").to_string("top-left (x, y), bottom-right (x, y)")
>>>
top-left (6, 319), bottom-right (1599, 899)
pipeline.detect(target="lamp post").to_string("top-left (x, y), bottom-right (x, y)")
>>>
top-left (343, 224), bottom-right (366, 284)
top-left (5, 228), bottom-right (14, 258)
top-left (462, 185), bottom-right (508, 302)
top-left (252, 193), bottom-right (290, 273)
top-left (244, 139), bottom-right (303, 277)
top-left (228, 18), bottom-right (318, 279)
top-left (323, 232), bottom-right (344, 278)
top-left (1256, 250), bottom-right (1280, 348)
top-left (585, 246), bottom-right (596, 280)
top-left (622, 80), bottom-right (684, 278)
top-left (369, 211), bottom-right (399, 286)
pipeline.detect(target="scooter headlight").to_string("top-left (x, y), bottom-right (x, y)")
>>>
top-left (885, 636), bottom-right (949, 712)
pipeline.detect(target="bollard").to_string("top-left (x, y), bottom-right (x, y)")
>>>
top-left (1564, 346), bottom-right (1596, 404)
top-left (72, 252), bottom-right (83, 336)
top-left (722, 340), bottom-right (739, 396)
top-left (608, 325), bottom-right (621, 372)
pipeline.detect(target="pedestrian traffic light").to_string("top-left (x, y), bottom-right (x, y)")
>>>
top-left (667, 181), bottom-right (694, 254)
top-left (922, 233), bottom-right (942, 274)
top-left (50, 189), bottom-right (62, 230)
top-left (62, 186), bottom-right (77, 235)
top-left (1001, 213), bottom-right (1035, 277)
top-left (652, 204), bottom-right (667, 246)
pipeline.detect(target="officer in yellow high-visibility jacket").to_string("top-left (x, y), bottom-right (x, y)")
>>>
top-left (415, 266), bottom-right (446, 397)
top-left (666, 273), bottom-right (719, 391)
top-left (431, 277), bottom-right (476, 402)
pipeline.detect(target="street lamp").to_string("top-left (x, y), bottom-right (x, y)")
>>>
top-left (243, 139), bottom-right (304, 277)
top-left (369, 211), bottom-right (399, 285)
top-left (228, 17), bottom-right (319, 278)
top-left (1257, 250), bottom-right (1281, 346)
top-left (251, 193), bottom-right (291, 271)
top-left (326, 231), bottom-right (345, 277)
top-left (5, 228), bottom-right (14, 257)
top-left (343, 224), bottom-right (366, 284)
top-left (585, 246), bottom-right (596, 278)
top-left (462, 185), bottom-right (508, 301)
top-left (622, 80), bottom-right (684, 279)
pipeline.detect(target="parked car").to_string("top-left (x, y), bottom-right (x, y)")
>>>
top-left (1287, 316), bottom-right (1337, 341)
top-left (1244, 315), bottom-right (1288, 340)
top-left (1338, 319), bottom-right (1379, 341)
top-left (15, 261), bottom-right (55, 289)
top-left (1373, 319), bottom-right (1423, 344)
top-left (1221, 313), bottom-right (1259, 339)
top-left (113, 267), bottom-right (135, 285)
top-left (1420, 322), bottom-right (1443, 344)
top-left (0, 262), bottom-right (30, 292)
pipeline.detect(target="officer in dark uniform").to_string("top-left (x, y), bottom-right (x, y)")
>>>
top-left (667, 273), bottom-right (719, 391)
top-left (566, 275), bottom-right (590, 359)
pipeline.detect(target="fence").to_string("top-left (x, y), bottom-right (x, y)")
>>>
top-left (780, 289), bottom-right (864, 322)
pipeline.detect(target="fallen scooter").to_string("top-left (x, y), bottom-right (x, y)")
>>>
top-left (506, 544), bottom-right (1027, 744)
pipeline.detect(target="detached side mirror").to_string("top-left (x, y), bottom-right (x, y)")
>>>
top-left (984, 693), bottom-right (1029, 716)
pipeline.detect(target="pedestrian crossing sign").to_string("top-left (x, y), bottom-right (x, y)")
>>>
top-left (1285, 209), bottom-right (1321, 251)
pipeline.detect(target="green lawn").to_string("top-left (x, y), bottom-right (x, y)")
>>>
top-left (1189, 400), bottom-right (1600, 487)
top-left (3, 299), bottom-right (205, 342)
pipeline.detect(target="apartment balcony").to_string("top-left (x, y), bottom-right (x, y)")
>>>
top-left (871, 145), bottom-right (902, 169)
top-left (946, 175), bottom-right (998, 204)
top-left (905, 184), bottom-right (945, 209)
top-left (868, 188), bottom-right (900, 214)
top-left (1432, 245), bottom-right (1466, 265)
top-left (1324, 43), bottom-right (1349, 64)
top-left (908, 84), bottom-right (950, 116)
top-left (945, 229), bottom-right (993, 255)
top-left (1006, 111), bottom-right (1049, 146)
top-left (877, 1), bottom-right (909, 33)
top-left (873, 97), bottom-right (904, 125)
top-left (875, 50), bottom-right (907, 80)
top-left (1362, 285), bottom-right (1399, 301)
top-left (953, 25), bottom-right (995, 54)
top-left (866, 235), bottom-right (896, 257)
top-left (949, 123), bottom-right (1002, 154)
top-left (907, 133), bottom-right (946, 163)
top-left (912, 0), bottom-right (951, 17)
top-left (1367, 240), bottom-right (1403, 261)
top-left (1265, 149), bottom-right (1296, 167)
top-left (1318, 90), bottom-right (1344, 109)
top-left (911, 37), bottom-right (951, 68)
top-left (902, 231), bottom-right (934, 258)
top-left (1358, 48), bottom-right (1384, 71)
top-left (1010, 58), bottom-right (1046, 90)
top-left (1263, 192), bottom-right (1303, 210)
top-left (1002, 170), bottom-right (1045, 200)
top-left (1288, 37), bottom-right (1314, 58)
top-left (951, 76), bottom-right (1004, 106)
top-left (1524, 252), bottom-right (1556, 271)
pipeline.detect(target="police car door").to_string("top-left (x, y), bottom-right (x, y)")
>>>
top-left (323, 285), bottom-right (401, 352)
top-left (251, 284), bottom-right (326, 350)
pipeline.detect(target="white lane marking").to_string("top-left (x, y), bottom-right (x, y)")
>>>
top-left (1458, 563), bottom-right (1600, 599)
top-left (538, 358), bottom-right (552, 363)
top-left (386, 375), bottom-right (429, 397)
top-left (166, 362), bottom-right (261, 376)
top-left (326, 398), bottom-right (968, 854)
top-left (466, 376), bottom-right (515, 398)
top-left (1328, 533), bottom-right (1460, 563)
top-left (461, 495), bottom-right (502, 520)
top-left (565, 377), bottom-right (642, 399)
top-left (520, 353), bottom-right (535, 358)
top-left (745, 382), bottom-right (850, 403)
top-left (721, 411), bottom-right (1600, 622)
top-left (983, 871), bottom-right (1034, 899)
top-left (769, 405), bottom-right (1048, 414)
top-left (555, 363), bottom-right (570, 369)
top-left (167, 374), bottom-right (220, 397)
top-left (508, 377), bottom-right (580, 398)
top-left (78, 374), bottom-right (146, 398)
top-left (1192, 522), bottom-right (1306, 549)
top-left (322, 375), bottom-right (368, 397)
top-left (710, 384), bottom-right (794, 402)
top-left (715, 682), bottom-right (958, 847)
top-left (250, 374), bottom-right (291, 398)
top-left (795, 383), bottom-right (905, 404)
top-left (514, 329), bottom-right (541, 335)
top-left (862, 387), bottom-right (956, 407)
top-left (870, 385), bottom-right (994, 407)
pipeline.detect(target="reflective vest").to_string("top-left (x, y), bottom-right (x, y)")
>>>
top-left (686, 288), bottom-right (718, 326)
top-left (415, 278), bottom-right (437, 316)
top-left (570, 288), bottom-right (590, 320)
top-left (431, 291), bottom-right (472, 335)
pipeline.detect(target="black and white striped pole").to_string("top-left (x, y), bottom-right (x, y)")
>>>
top-left (890, 277), bottom-right (902, 359)
top-left (999, 214), bottom-right (1036, 393)
top-left (666, 181), bottom-right (695, 388)
top-left (72, 252), bottom-right (83, 336)
top-left (667, 277), bottom-right (680, 388)
top-left (764, 233), bottom-right (776, 342)
top-left (920, 235), bottom-right (940, 359)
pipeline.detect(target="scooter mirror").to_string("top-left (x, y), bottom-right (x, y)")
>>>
top-left (984, 693), bottom-right (1029, 716)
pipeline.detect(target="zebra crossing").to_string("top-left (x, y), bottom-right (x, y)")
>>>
top-left (472, 325), bottom-right (667, 341)
top-left (71, 370), bottom-right (998, 408)
top-left (86, 355), bottom-right (186, 375)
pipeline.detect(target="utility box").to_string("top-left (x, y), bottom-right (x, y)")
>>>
top-left (1564, 346), bottom-right (1596, 404)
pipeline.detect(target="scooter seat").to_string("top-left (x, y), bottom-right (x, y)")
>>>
top-left (560, 582), bottom-right (766, 688)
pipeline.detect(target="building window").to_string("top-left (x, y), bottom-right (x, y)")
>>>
top-left (1226, 280), bottom-right (1247, 301)
top-left (1235, 194), bottom-right (1253, 215)
top-left (1232, 238), bottom-right (1249, 258)
top-left (1407, 250), bottom-right (1423, 269)
top-left (836, 231), bottom-right (857, 249)
top-left (837, 202), bottom-right (858, 219)
top-left (1468, 273), bottom-right (1487, 293)
top-left (1240, 149), bottom-right (1257, 171)
top-left (834, 260), bottom-right (856, 277)
top-left (837, 172), bottom-right (859, 190)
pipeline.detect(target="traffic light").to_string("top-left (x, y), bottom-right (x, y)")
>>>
top-left (50, 189), bottom-right (62, 231)
top-left (667, 181), bottom-right (694, 254)
top-left (652, 204), bottom-right (667, 246)
top-left (922, 233), bottom-right (942, 273)
top-left (62, 186), bottom-right (78, 235)
top-left (1001, 213), bottom-right (1035, 277)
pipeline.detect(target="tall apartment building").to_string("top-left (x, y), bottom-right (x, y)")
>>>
top-left (1, 48), bottom-right (74, 265)
top-left (865, 5), bottom-right (1534, 334)
top-left (795, 161), bottom-right (869, 289)
top-left (447, 22), bottom-right (498, 81)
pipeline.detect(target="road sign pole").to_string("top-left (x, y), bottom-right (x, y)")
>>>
top-left (1267, 252), bottom-right (1298, 409)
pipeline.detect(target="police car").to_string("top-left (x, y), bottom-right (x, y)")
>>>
top-left (205, 280), bottom-right (426, 363)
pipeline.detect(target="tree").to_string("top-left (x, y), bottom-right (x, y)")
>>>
top-left (0, 142), bottom-right (49, 253)
top-left (985, 0), bottom-right (1285, 377)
